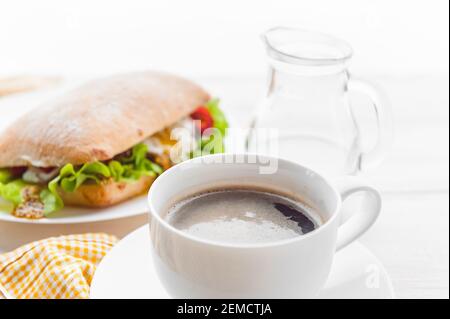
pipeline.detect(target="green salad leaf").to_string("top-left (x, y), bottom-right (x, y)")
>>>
top-left (202, 99), bottom-right (228, 155)
top-left (40, 187), bottom-right (63, 216)
top-left (188, 99), bottom-right (228, 158)
top-left (0, 179), bottom-right (26, 206)
top-left (109, 143), bottom-right (162, 181)
top-left (201, 131), bottom-right (224, 155)
top-left (49, 143), bottom-right (162, 193)
top-left (0, 168), bottom-right (13, 184)
top-left (39, 161), bottom-right (112, 215)
top-left (206, 98), bottom-right (228, 136)
top-left (40, 143), bottom-right (162, 215)
top-left (108, 160), bottom-right (125, 181)
top-left (57, 162), bottom-right (111, 193)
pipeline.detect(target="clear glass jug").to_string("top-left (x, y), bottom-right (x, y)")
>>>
top-left (247, 27), bottom-right (392, 176)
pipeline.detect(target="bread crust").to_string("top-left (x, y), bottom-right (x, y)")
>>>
top-left (0, 71), bottom-right (210, 167)
top-left (59, 175), bottom-right (155, 207)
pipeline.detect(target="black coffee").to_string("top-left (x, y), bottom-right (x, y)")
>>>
top-left (165, 188), bottom-right (322, 244)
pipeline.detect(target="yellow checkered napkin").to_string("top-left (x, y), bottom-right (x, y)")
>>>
top-left (0, 233), bottom-right (117, 299)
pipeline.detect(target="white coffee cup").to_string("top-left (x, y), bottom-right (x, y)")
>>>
top-left (148, 154), bottom-right (381, 298)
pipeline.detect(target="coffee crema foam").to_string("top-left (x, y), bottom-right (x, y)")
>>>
top-left (165, 188), bottom-right (322, 245)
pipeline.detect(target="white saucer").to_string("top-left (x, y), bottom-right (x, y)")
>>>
top-left (90, 226), bottom-right (395, 299)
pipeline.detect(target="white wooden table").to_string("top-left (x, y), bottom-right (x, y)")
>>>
top-left (0, 74), bottom-right (448, 298)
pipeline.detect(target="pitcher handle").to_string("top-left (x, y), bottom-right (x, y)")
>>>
top-left (348, 78), bottom-right (394, 170)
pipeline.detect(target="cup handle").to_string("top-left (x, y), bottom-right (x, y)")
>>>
top-left (335, 177), bottom-right (382, 251)
top-left (347, 78), bottom-right (394, 170)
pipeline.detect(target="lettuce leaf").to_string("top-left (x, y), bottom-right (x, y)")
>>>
top-left (110, 143), bottom-right (162, 181)
top-left (190, 99), bottom-right (228, 157)
top-left (0, 179), bottom-right (26, 206)
top-left (40, 143), bottom-right (162, 215)
top-left (0, 169), bottom-right (12, 184)
top-left (38, 162), bottom-right (111, 215)
top-left (57, 162), bottom-right (111, 193)
top-left (121, 143), bottom-right (162, 175)
top-left (0, 177), bottom-right (62, 216)
top-left (206, 98), bottom-right (228, 136)
top-left (108, 160), bottom-right (125, 181)
top-left (201, 131), bottom-right (224, 155)
top-left (40, 186), bottom-right (63, 216)
top-left (50, 144), bottom-right (161, 194)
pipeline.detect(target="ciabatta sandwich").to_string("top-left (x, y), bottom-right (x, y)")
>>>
top-left (0, 71), bottom-right (228, 219)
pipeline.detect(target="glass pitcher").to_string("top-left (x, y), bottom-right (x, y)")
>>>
top-left (247, 27), bottom-right (392, 176)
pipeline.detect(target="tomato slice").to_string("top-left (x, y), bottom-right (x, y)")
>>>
top-left (190, 106), bottom-right (213, 133)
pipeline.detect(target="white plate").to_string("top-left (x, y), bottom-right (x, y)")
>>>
top-left (0, 195), bottom-right (149, 224)
top-left (90, 226), bottom-right (395, 299)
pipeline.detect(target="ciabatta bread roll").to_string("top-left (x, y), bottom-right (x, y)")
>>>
top-left (0, 71), bottom-right (225, 218)
top-left (0, 71), bottom-right (210, 167)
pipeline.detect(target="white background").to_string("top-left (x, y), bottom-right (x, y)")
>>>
top-left (0, 0), bottom-right (448, 76)
top-left (0, 0), bottom-right (448, 299)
